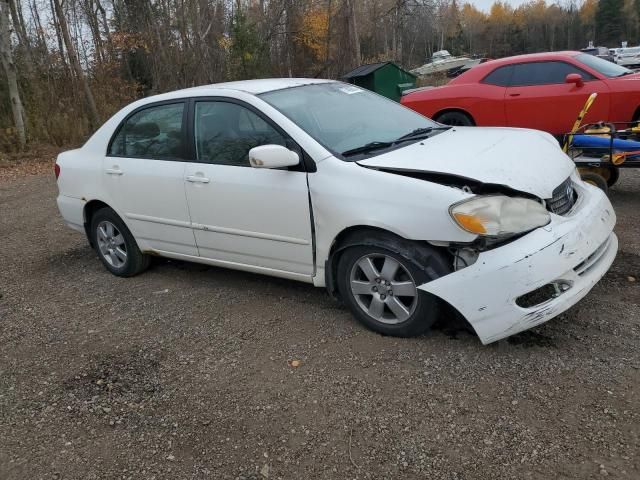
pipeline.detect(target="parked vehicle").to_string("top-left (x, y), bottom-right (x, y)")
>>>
top-left (581, 45), bottom-right (615, 63)
top-left (55, 79), bottom-right (617, 344)
top-left (401, 51), bottom-right (640, 135)
top-left (410, 50), bottom-right (476, 77)
top-left (615, 46), bottom-right (640, 67)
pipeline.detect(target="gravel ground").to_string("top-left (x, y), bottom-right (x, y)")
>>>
top-left (1, 168), bottom-right (639, 480)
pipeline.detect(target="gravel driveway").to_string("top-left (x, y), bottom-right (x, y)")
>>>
top-left (1, 168), bottom-right (639, 479)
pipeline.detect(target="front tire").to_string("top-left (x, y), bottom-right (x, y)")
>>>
top-left (90, 207), bottom-right (150, 277)
top-left (336, 243), bottom-right (451, 337)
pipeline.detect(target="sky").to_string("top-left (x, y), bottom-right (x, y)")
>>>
top-left (466, 0), bottom-right (537, 12)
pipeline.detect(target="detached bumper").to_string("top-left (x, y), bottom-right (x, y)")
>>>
top-left (420, 183), bottom-right (617, 344)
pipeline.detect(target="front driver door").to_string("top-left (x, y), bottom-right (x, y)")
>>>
top-left (504, 61), bottom-right (610, 134)
top-left (183, 99), bottom-right (314, 276)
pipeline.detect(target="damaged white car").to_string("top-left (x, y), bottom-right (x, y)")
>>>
top-left (55, 79), bottom-right (617, 344)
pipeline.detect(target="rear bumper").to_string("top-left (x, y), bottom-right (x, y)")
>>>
top-left (56, 194), bottom-right (85, 233)
top-left (419, 182), bottom-right (617, 344)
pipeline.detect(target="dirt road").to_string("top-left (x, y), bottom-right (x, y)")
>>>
top-left (1, 169), bottom-right (639, 479)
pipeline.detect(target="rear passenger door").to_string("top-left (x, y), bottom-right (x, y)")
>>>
top-left (504, 61), bottom-right (610, 134)
top-left (103, 101), bottom-right (198, 256)
top-left (183, 98), bottom-right (314, 276)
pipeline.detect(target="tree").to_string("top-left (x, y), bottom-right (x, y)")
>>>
top-left (0, 0), bottom-right (26, 148)
top-left (595, 0), bottom-right (624, 45)
top-left (51, 0), bottom-right (100, 128)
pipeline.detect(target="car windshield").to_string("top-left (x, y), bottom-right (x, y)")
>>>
top-left (259, 83), bottom-right (440, 159)
top-left (575, 53), bottom-right (633, 77)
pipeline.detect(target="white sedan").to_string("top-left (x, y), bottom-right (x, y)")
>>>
top-left (55, 79), bottom-right (617, 344)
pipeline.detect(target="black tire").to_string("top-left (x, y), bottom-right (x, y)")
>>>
top-left (606, 166), bottom-right (620, 187)
top-left (90, 207), bottom-right (150, 277)
top-left (581, 172), bottom-right (608, 195)
top-left (336, 239), bottom-right (451, 337)
top-left (435, 111), bottom-right (474, 126)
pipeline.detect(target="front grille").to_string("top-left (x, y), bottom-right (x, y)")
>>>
top-left (546, 177), bottom-right (576, 216)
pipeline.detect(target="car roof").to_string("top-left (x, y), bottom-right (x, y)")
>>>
top-left (450, 51), bottom-right (581, 83)
top-left (481, 51), bottom-right (579, 67)
top-left (154, 78), bottom-right (336, 100)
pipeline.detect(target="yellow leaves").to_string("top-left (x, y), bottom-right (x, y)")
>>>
top-left (218, 36), bottom-right (232, 51)
top-left (579, 0), bottom-right (598, 24)
top-left (296, 7), bottom-right (329, 61)
top-left (460, 3), bottom-right (487, 28)
top-left (111, 32), bottom-right (149, 54)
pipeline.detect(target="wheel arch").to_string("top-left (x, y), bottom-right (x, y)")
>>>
top-left (433, 108), bottom-right (475, 125)
top-left (83, 199), bottom-right (114, 247)
top-left (323, 225), bottom-right (452, 300)
top-left (633, 105), bottom-right (640, 122)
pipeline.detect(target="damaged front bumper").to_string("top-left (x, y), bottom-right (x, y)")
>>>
top-left (420, 182), bottom-right (617, 344)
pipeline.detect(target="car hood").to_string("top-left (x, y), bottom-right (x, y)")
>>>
top-left (356, 127), bottom-right (575, 199)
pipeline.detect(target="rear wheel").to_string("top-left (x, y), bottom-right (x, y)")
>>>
top-left (336, 241), bottom-right (451, 337)
top-left (435, 111), bottom-right (474, 126)
top-left (90, 207), bottom-right (150, 277)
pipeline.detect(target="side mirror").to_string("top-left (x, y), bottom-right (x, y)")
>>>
top-left (565, 73), bottom-right (584, 87)
top-left (249, 144), bottom-right (300, 169)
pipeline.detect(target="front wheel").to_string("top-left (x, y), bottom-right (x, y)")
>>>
top-left (336, 244), bottom-right (450, 337)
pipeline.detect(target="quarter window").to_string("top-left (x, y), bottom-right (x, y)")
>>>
top-left (194, 101), bottom-right (287, 166)
top-left (109, 102), bottom-right (185, 159)
top-left (482, 65), bottom-right (513, 86)
top-left (510, 61), bottom-right (595, 86)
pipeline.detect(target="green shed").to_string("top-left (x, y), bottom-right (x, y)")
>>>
top-left (342, 62), bottom-right (417, 102)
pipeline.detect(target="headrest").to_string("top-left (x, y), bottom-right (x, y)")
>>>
top-left (128, 122), bottom-right (160, 138)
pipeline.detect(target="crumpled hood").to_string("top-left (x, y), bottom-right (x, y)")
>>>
top-left (357, 127), bottom-right (576, 199)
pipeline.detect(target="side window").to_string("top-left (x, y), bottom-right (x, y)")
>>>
top-left (109, 103), bottom-right (185, 159)
top-left (482, 65), bottom-right (513, 86)
top-left (194, 101), bottom-right (287, 166)
top-left (510, 62), bottom-right (595, 87)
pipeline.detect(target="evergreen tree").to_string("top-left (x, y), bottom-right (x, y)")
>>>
top-left (595, 0), bottom-right (624, 45)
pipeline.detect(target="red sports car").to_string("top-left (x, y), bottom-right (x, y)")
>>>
top-left (401, 51), bottom-right (640, 135)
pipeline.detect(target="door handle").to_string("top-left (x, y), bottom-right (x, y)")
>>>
top-left (509, 93), bottom-right (521, 97)
top-left (105, 167), bottom-right (123, 175)
top-left (186, 174), bottom-right (210, 184)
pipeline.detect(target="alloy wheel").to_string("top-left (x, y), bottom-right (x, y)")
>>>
top-left (96, 220), bottom-right (128, 268)
top-left (349, 254), bottom-right (418, 324)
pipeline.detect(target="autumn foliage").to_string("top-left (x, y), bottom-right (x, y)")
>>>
top-left (0, 0), bottom-right (639, 151)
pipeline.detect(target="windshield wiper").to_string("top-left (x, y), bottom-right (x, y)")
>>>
top-left (341, 126), bottom-right (451, 157)
top-left (395, 126), bottom-right (451, 142)
top-left (341, 141), bottom-right (393, 157)
top-left (616, 71), bottom-right (634, 77)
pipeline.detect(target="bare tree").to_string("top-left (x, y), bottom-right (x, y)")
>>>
top-left (0, 0), bottom-right (26, 148)
top-left (51, 0), bottom-right (100, 128)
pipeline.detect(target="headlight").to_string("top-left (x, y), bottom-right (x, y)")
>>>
top-left (450, 195), bottom-right (550, 237)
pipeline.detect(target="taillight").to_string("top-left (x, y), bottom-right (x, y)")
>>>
top-left (54, 163), bottom-right (60, 179)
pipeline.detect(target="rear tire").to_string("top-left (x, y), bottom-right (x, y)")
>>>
top-left (435, 111), bottom-right (474, 126)
top-left (90, 207), bottom-right (150, 277)
top-left (581, 172), bottom-right (608, 195)
top-left (336, 240), bottom-right (451, 337)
